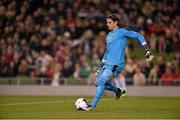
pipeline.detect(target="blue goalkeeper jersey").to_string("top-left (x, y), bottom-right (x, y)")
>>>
top-left (103, 27), bottom-right (146, 69)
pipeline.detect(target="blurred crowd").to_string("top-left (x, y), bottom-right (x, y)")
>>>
top-left (0, 0), bottom-right (179, 86)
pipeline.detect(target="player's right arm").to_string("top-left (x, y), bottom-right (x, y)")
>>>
top-left (95, 60), bottom-right (105, 75)
top-left (95, 50), bottom-right (107, 75)
top-left (122, 28), bottom-right (154, 62)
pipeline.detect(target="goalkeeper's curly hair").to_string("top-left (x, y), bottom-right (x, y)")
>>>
top-left (107, 13), bottom-right (123, 27)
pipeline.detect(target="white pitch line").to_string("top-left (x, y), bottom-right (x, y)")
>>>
top-left (0, 100), bottom-right (72, 106)
top-left (0, 98), bottom-right (113, 106)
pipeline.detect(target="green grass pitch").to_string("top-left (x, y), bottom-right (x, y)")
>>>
top-left (0, 96), bottom-right (180, 119)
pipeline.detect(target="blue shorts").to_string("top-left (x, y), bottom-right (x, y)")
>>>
top-left (95, 64), bottom-right (123, 86)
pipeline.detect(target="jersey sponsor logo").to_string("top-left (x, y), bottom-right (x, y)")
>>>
top-left (107, 35), bottom-right (112, 43)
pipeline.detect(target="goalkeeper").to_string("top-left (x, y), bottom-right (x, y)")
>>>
top-left (82, 13), bottom-right (153, 111)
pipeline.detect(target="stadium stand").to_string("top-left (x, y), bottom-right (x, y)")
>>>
top-left (0, 0), bottom-right (179, 86)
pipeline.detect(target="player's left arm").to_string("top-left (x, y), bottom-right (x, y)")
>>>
top-left (123, 28), bottom-right (154, 62)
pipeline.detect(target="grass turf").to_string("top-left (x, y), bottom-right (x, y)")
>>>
top-left (0, 96), bottom-right (180, 119)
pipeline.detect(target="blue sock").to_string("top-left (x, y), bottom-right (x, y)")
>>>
top-left (105, 82), bottom-right (118, 94)
top-left (90, 84), bottom-right (105, 108)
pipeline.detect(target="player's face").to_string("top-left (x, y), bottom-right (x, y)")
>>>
top-left (106, 18), bottom-right (118, 30)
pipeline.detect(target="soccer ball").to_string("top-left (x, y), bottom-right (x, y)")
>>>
top-left (75, 98), bottom-right (88, 110)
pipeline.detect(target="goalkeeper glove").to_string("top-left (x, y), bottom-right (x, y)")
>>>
top-left (95, 59), bottom-right (106, 75)
top-left (145, 50), bottom-right (154, 62)
top-left (143, 44), bottom-right (154, 62)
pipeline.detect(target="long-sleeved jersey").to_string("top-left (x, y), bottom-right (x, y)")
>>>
top-left (103, 27), bottom-right (146, 69)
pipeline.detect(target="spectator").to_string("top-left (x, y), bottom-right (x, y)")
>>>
top-left (73, 62), bottom-right (81, 80)
top-left (51, 63), bottom-right (62, 86)
top-left (18, 59), bottom-right (28, 76)
top-left (156, 36), bottom-right (166, 55)
top-left (62, 56), bottom-right (74, 78)
top-left (80, 61), bottom-right (91, 78)
top-left (133, 67), bottom-right (146, 86)
top-left (148, 64), bottom-right (159, 85)
top-left (87, 52), bottom-right (99, 85)
top-left (36, 50), bottom-right (53, 72)
top-left (174, 66), bottom-right (180, 85)
top-left (161, 64), bottom-right (175, 86)
top-left (156, 56), bottom-right (166, 78)
top-left (124, 59), bottom-right (136, 78)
